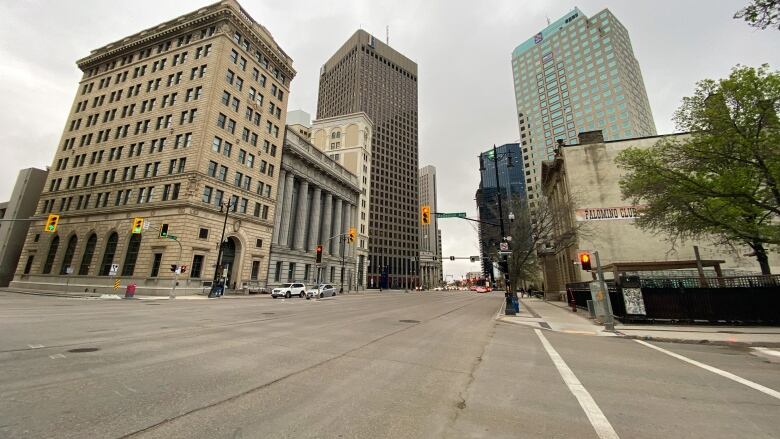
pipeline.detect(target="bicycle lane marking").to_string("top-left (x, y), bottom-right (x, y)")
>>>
top-left (635, 340), bottom-right (780, 400)
top-left (535, 329), bottom-right (620, 439)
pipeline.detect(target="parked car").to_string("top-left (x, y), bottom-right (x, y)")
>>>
top-left (475, 286), bottom-right (489, 293)
top-left (271, 283), bottom-right (307, 298)
top-left (306, 284), bottom-right (337, 299)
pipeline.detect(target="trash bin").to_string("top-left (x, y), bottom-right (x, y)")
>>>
top-left (125, 283), bottom-right (136, 299)
top-left (510, 291), bottom-right (520, 313)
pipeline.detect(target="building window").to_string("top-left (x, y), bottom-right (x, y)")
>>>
top-left (99, 232), bottom-right (119, 276)
top-left (251, 260), bottom-right (260, 280)
top-left (304, 264), bottom-right (310, 282)
top-left (23, 255), bottom-right (34, 274)
top-left (42, 235), bottom-right (60, 274)
top-left (199, 228), bottom-right (209, 239)
top-left (287, 262), bottom-right (295, 282)
top-left (59, 235), bottom-right (78, 275)
top-left (121, 234), bottom-right (142, 276)
top-left (79, 234), bottom-right (97, 275)
top-left (191, 255), bottom-right (204, 278)
top-left (274, 261), bottom-right (282, 282)
top-left (150, 253), bottom-right (163, 277)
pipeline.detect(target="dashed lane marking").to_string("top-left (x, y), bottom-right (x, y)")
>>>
top-left (636, 340), bottom-right (780, 401)
top-left (535, 329), bottom-right (620, 439)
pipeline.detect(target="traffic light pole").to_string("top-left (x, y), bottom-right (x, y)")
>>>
top-left (170, 237), bottom-right (182, 300)
top-left (593, 251), bottom-right (615, 331)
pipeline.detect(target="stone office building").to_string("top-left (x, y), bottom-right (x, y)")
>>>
top-left (267, 127), bottom-right (360, 290)
top-left (11, 0), bottom-right (295, 295)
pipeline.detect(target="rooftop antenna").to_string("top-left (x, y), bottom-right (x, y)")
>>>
top-left (386, 25), bottom-right (389, 45)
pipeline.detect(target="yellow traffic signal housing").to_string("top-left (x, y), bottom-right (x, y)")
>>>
top-left (348, 227), bottom-right (356, 243)
top-left (578, 251), bottom-right (592, 271)
top-left (315, 244), bottom-right (323, 263)
top-left (421, 206), bottom-right (431, 225)
top-left (132, 217), bottom-right (144, 234)
top-left (44, 214), bottom-right (60, 233)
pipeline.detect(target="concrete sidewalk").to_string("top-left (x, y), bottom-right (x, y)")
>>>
top-left (499, 297), bottom-right (780, 347)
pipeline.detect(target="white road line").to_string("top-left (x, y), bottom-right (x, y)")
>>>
top-left (535, 329), bottom-right (620, 439)
top-left (635, 340), bottom-right (780, 400)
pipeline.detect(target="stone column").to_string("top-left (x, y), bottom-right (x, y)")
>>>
top-left (293, 179), bottom-right (309, 250)
top-left (307, 187), bottom-right (322, 249)
top-left (331, 198), bottom-right (343, 255)
top-left (320, 192), bottom-right (333, 255)
top-left (272, 169), bottom-right (287, 244)
top-left (278, 172), bottom-right (295, 247)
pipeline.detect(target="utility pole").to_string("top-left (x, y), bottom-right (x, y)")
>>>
top-left (593, 251), bottom-right (615, 331)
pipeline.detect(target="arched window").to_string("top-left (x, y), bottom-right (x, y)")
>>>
top-left (79, 234), bottom-right (97, 275)
top-left (121, 234), bottom-right (142, 276)
top-left (99, 232), bottom-right (119, 276)
top-left (42, 236), bottom-right (59, 274)
top-left (59, 235), bottom-right (78, 275)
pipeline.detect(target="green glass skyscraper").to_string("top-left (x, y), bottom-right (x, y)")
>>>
top-left (511, 8), bottom-right (656, 207)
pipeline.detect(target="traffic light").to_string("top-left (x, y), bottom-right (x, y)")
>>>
top-left (180, 265), bottom-right (187, 274)
top-left (578, 251), bottom-right (592, 271)
top-left (131, 217), bottom-right (144, 234)
top-left (421, 206), bottom-right (431, 225)
top-left (449, 256), bottom-right (455, 261)
top-left (315, 244), bottom-right (323, 263)
top-left (44, 214), bottom-right (60, 233)
top-left (170, 264), bottom-right (178, 272)
top-left (159, 223), bottom-right (169, 238)
top-left (348, 227), bottom-right (356, 243)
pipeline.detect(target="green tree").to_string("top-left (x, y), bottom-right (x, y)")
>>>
top-left (735, 0), bottom-right (780, 30)
top-left (617, 65), bottom-right (780, 274)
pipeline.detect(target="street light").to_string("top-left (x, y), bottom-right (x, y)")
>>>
top-left (478, 144), bottom-right (517, 315)
top-left (209, 199), bottom-right (236, 298)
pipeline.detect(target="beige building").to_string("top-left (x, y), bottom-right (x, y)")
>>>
top-left (11, 0), bottom-right (295, 295)
top-left (419, 165), bottom-right (442, 287)
top-left (540, 130), bottom-right (780, 298)
top-left (309, 112), bottom-right (373, 289)
top-left (0, 168), bottom-right (48, 286)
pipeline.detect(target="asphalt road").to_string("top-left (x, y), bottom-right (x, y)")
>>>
top-left (0, 290), bottom-right (778, 438)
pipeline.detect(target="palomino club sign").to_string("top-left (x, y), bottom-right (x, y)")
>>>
top-left (575, 205), bottom-right (646, 222)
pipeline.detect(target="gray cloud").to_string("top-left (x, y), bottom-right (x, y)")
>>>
top-left (0, 0), bottom-right (777, 280)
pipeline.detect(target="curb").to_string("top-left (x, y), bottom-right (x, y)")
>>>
top-left (618, 333), bottom-right (780, 348)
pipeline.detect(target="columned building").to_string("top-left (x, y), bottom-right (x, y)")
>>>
top-left (0, 168), bottom-right (48, 286)
top-left (268, 127), bottom-right (360, 290)
top-left (317, 30), bottom-right (419, 290)
top-left (309, 112), bottom-right (373, 289)
top-left (11, 0), bottom-right (294, 295)
top-left (419, 165), bottom-right (442, 288)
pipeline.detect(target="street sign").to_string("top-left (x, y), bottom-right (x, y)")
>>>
top-left (499, 242), bottom-right (509, 251)
top-left (109, 264), bottom-right (119, 276)
top-left (436, 212), bottom-right (467, 218)
top-left (65, 267), bottom-right (73, 274)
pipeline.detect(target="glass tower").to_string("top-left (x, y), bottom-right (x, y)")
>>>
top-left (511, 8), bottom-right (656, 207)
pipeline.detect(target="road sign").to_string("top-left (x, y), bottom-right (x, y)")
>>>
top-left (113, 278), bottom-right (121, 290)
top-left (109, 264), bottom-right (119, 276)
top-left (499, 242), bottom-right (509, 251)
top-left (436, 212), bottom-right (467, 218)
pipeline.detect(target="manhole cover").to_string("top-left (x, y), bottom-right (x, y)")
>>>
top-left (262, 312), bottom-right (275, 315)
top-left (399, 319), bottom-right (420, 323)
top-left (67, 347), bottom-right (100, 353)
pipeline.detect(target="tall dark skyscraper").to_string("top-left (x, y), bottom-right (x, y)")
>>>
top-left (317, 30), bottom-right (419, 289)
top-left (475, 143), bottom-right (525, 280)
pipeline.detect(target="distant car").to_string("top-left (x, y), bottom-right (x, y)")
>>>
top-left (475, 286), bottom-right (489, 293)
top-left (272, 283), bottom-right (307, 298)
top-left (307, 284), bottom-right (337, 299)
top-left (469, 286), bottom-right (478, 291)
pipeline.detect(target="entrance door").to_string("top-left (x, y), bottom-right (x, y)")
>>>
top-left (221, 237), bottom-right (237, 289)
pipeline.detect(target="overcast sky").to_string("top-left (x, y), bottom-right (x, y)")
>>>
top-left (0, 0), bottom-right (777, 280)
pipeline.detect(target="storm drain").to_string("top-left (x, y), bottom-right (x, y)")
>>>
top-left (67, 347), bottom-right (100, 353)
top-left (399, 319), bottom-right (420, 324)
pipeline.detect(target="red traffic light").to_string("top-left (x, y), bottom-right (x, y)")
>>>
top-left (315, 244), bottom-right (323, 263)
top-left (578, 252), bottom-right (592, 271)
